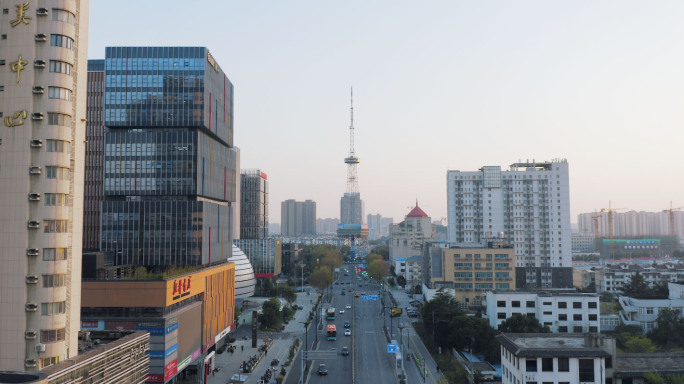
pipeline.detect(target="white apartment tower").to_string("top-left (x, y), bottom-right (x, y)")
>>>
top-left (0, 1), bottom-right (89, 370)
top-left (447, 160), bottom-right (572, 288)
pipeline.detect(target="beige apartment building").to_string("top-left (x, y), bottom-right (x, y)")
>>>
top-left (0, 1), bottom-right (89, 371)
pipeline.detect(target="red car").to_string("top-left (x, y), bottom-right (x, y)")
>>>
top-left (354, 292), bottom-right (360, 298)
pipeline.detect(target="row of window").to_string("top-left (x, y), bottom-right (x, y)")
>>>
top-left (43, 274), bottom-right (65, 288)
top-left (52, 9), bottom-right (75, 24)
top-left (44, 220), bottom-right (68, 233)
top-left (49, 60), bottom-right (73, 75)
top-left (48, 86), bottom-right (72, 101)
top-left (46, 166), bottom-right (70, 180)
top-left (48, 112), bottom-right (72, 126)
top-left (41, 328), bottom-right (66, 343)
top-left (42, 301), bottom-right (66, 316)
top-left (46, 140), bottom-right (71, 153)
top-left (50, 34), bottom-right (73, 50)
top-left (44, 193), bottom-right (68, 206)
top-left (43, 248), bottom-right (67, 261)
top-left (497, 300), bottom-right (597, 309)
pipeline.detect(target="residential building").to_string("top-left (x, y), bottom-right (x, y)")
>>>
top-left (0, 1), bottom-right (90, 371)
top-left (100, 47), bottom-right (237, 268)
top-left (367, 213), bottom-right (393, 240)
top-left (393, 255), bottom-right (422, 286)
top-left (390, 202), bottom-right (435, 262)
top-left (618, 282), bottom-right (684, 333)
top-left (571, 234), bottom-right (596, 254)
top-left (281, 199), bottom-right (316, 236)
top-left (81, 262), bottom-right (235, 383)
top-left (578, 210), bottom-right (684, 240)
top-left (316, 218), bottom-right (340, 234)
top-left (426, 242), bottom-right (516, 307)
top-left (594, 263), bottom-right (684, 294)
top-left (83, 59), bottom-right (105, 251)
top-left (234, 238), bottom-right (282, 277)
top-left (486, 291), bottom-right (600, 333)
top-left (447, 160), bottom-right (573, 288)
top-left (240, 169), bottom-right (268, 239)
top-left (497, 333), bottom-right (614, 384)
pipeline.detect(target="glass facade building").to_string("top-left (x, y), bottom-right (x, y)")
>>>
top-left (234, 239), bottom-right (282, 277)
top-left (101, 47), bottom-right (236, 268)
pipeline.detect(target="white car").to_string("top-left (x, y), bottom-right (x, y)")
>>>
top-left (344, 329), bottom-right (351, 336)
top-left (339, 309), bottom-right (345, 314)
top-left (345, 304), bottom-right (351, 309)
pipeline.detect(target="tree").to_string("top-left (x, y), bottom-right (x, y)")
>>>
top-left (279, 285), bottom-right (297, 304)
top-left (367, 259), bottom-right (390, 281)
top-left (371, 245), bottom-right (389, 260)
top-left (648, 307), bottom-right (684, 350)
top-left (623, 335), bottom-right (656, 353)
top-left (619, 272), bottom-right (649, 297)
top-left (260, 297), bottom-right (282, 329)
top-left (309, 266), bottom-right (332, 292)
top-left (498, 314), bottom-right (551, 333)
top-left (396, 275), bottom-right (406, 287)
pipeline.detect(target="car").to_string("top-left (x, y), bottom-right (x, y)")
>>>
top-left (361, 291), bottom-right (366, 295)
top-left (341, 346), bottom-right (350, 356)
top-left (339, 309), bottom-right (345, 314)
top-left (408, 311), bottom-right (419, 318)
top-left (344, 321), bottom-right (350, 328)
top-left (348, 288), bottom-right (353, 292)
top-left (317, 364), bottom-right (328, 375)
top-left (344, 329), bottom-right (351, 336)
top-left (354, 292), bottom-right (360, 298)
top-left (345, 304), bottom-right (351, 309)
top-left (341, 291), bottom-right (346, 295)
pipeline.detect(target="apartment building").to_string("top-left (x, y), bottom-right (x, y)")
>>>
top-left (594, 263), bottom-right (684, 294)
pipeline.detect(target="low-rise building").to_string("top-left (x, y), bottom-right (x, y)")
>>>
top-left (618, 282), bottom-right (684, 332)
top-left (595, 263), bottom-right (684, 294)
top-left (486, 291), bottom-right (600, 333)
top-left (496, 333), bottom-right (614, 384)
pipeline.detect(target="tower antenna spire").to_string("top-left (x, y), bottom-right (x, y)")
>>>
top-left (344, 87), bottom-right (360, 193)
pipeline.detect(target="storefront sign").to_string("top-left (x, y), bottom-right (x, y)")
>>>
top-left (214, 325), bottom-right (231, 343)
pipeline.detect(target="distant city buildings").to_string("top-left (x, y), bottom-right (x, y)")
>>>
top-left (571, 233), bottom-right (596, 254)
top-left (447, 160), bottom-right (573, 288)
top-left (594, 263), bottom-right (684, 294)
top-left (578, 209), bottom-right (684, 239)
top-left (316, 218), bottom-right (340, 234)
top-left (367, 213), bottom-right (393, 240)
top-left (281, 199), bottom-right (316, 236)
top-left (0, 1), bottom-right (90, 371)
top-left (240, 169), bottom-right (268, 239)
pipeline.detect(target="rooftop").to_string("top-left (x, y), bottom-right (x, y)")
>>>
top-left (615, 353), bottom-right (684, 378)
top-left (406, 201), bottom-right (429, 218)
top-left (496, 334), bottom-right (612, 358)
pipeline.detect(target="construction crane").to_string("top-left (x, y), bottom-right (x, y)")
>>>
top-left (591, 210), bottom-right (603, 239)
top-left (601, 201), bottom-right (626, 257)
top-left (663, 201), bottom-right (684, 237)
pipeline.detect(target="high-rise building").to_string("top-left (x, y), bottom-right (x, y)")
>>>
top-left (0, 2), bottom-right (90, 371)
top-left (390, 202), bottom-right (435, 262)
top-left (367, 213), bottom-right (393, 240)
top-left (446, 160), bottom-right (572, 288)
top-left (100, 47), bottom-right (237, 268)
top-left (240, 169), bottom-right (268, 239)
top-left (83, 59), bottom-right (105, 251)
top-left (281, 199), bottom-right (316, 237)
top-left (316, 218), bottom-right (340, 234)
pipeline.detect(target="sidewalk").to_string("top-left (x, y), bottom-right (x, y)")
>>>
top-left (207, 289), bottom-right (317, 384)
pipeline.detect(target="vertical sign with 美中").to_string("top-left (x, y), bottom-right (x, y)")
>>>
top-left (252, 311), bottom-right (258, 348)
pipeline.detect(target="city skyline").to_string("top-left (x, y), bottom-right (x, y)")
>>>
top-left (89, 1), bottom-right (684, 224)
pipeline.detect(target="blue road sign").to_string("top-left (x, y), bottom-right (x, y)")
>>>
top-left (387, 343), bottom-right (398, 353)
top-left (362, 295), bottom-right (378, 301)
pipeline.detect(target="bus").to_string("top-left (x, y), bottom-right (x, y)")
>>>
top-left (327, 325), bottom-right (337, 341)
top-left (327, 307), bottom-right (336, 321)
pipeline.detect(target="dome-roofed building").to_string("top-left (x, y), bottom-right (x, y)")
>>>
top-left (229, 245), bottom-right (256, 298)
top-left (390, 201), bottom-right (436, 286)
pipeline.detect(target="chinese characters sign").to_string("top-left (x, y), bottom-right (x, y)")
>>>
top-left (4, 110), bottom-right (27, 127)
top-left (10, 54), bottom-right (28, 83)
top-left (10, 2), bottom-right (31, 27)
top-left (171, 276), bottom-right (192, 300)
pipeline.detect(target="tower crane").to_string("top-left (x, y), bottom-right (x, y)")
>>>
top-left (590, 210), bottom-right (603, 239)
top-left (663, 201), bottom-right (684, 237)
top-left (601, 201), bottom-right (626, 257)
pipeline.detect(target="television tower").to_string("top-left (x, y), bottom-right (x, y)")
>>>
top-left (345, 88), bottom-right (360, 193)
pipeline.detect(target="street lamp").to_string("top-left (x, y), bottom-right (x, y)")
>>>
top-left (299, 320), bottom-right (310, 384)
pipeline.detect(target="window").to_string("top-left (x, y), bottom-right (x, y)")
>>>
top-left (41, 301), bottom-right (66, 316)
top-left (49, 60), bottom-right (73, 75)
top-left (498, 312), bottom-right (506, 319)
top-left (573, 302), bottom-right (582, 309)
top-left (40, 328), bottom-right (66, 343)
top-left (512, 301), bottom-right (521, 307)
top-left (588, 302), bottom-right (597, 309)
top-left (42, 274), bottom-right (65, 287)
top-left (606, 357), bottom-right (612, 368)
top-left (526, 359), bottom-right (537, 372)
top-left (573, 326), bottom-right (584, 333)
top-left (50, 34), bottom-right (74, 49)
top-left (541, 358), bottom-right (553, 372)
top-left (579, 359), bottom-right (595, 382)
top-left (558, 358), bottom-right (569, 372)
top-left (589, 326), bottom-right (598, 333)
top-left (0, 86), bottom-right (3, 91)
top-left (559, 314), bottom-right (567, 321)
top-left (44, 193), bottom-right (67, 206)
top-left (558, 326), bottom-right (568, 333)
top-left (48, 86), bottom-right (72, 100)
top-left (44, 220), bottom-right (68, 233)
top-left (497, 301), bottom-right (506, 307)
top-left (543, 301), bottom-right (551, 306)
top-left (588, 314), bottom-right (597, 321)
top-left (46, 140), bottom-right (71, 153)
top-left (558, 301), bottom-right (567, 309)
top-left (46, 166), bottom-right (70, 180)
top-left (573, 314), bottom-right (582, 321)
top-left (40, 356), bottom-right (60, 369)
top-left (43, 248), bottom-right (67, 261)
top-left (47, 112), bottom-right (72, 126)
top-left (52, 8), bottom-right (75, 24)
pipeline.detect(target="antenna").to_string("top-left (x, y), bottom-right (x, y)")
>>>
top-left (344, 87), bottom-right (360, 194)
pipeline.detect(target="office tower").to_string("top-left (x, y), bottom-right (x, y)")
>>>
top-left (83, 59), bottom-right (104, 251)
top-left (240, 169), bottom-right (268, 239)
top-left (281, 199), bottom-right (316, 237)
top-left (446, 160), bottom-right (572, 288)
top-left (100, 47), bottom-right (237, 268)
top-left (0, 2), bottom-right (90, 371)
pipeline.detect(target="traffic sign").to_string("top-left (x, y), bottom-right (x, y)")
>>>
top-left (362, 295), bottom-right (378, 301)
top-left (387, 343), bottom-right (398, 353)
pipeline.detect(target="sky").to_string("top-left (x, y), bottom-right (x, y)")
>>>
top-left (89, 1), bottom-right (684, 225)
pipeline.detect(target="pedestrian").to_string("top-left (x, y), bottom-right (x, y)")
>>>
top-left (265, 348), bottom-right (268, 355)
top-left (241, 345), bottom-right (244, 352)
top-left (436, 365), bottom-right (440, 372)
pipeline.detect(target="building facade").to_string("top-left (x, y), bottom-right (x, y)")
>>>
top-left (367, 213), bottom-right (393, 240)
top-left (316, 217), bottom-right (340, 234)
top-left (486, 291), bottom-right (600, 333)
top-left (0, 1), bottom-right (90, 371)
top-left (100, 47), bottom-right (237, 268)
top-left (281, 199), bottom-right (316, 237)
top-left (618, 282), bottom-right (684, 333)
top-left (594, 263), bottom-right (684, 294)
top-left (340, 192), bottom-right (363, 225)
top-left (447, 160), bottom-right (572, 288)
top-left (578, 209), bottom-right (684, 240)
top-left (571, 234), bottom-right (596, 254)
top-left (389, 203), bottom-right (435, 262)
top-left (234, 238), bottom-right (282, 277)
top-left (240, 169), bottom-right (268, 239)
top-left (83, 59), bottom-right (105, 251)
top-left (228, 244), bottom-right (256, 298)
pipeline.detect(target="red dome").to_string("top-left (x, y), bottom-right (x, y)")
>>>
top-left (407, 203), bottom-right (428, 218)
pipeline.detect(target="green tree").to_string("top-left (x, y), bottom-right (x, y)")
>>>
top-left (309, 266), bottom-right (333, 292)
top-left (368, 259), bottom-right (390, 281)
top-left (279, 285), bottom-right (297, 304)
top-left (648, 307), bottom-right (684, 350)
top-left (396, 275), bottom-right (406, 287)
top-left (619, 272), bottom-right (649, 297)
top-left (260, 297), bottom-right (282, 329)
top-left (371, 245), bottom-right (390, 260)
top-left (498, 314), bottom-right (551, 333)
top-left (644, 372), bottom-right (667, 384)
top-left (623, 335), bottom-right (657, 353)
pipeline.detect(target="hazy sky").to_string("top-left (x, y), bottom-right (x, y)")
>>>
top-left (89, 1), bottom-right (684, 224)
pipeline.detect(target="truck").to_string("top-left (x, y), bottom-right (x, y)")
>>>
top-left (390, 307), bottom-right (402, 317)
top-left (327, 307), bottom-right (336, 321)
top-left (327, 325), bottom-right (337, 341)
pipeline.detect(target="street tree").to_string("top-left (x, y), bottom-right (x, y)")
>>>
top-left (396, 275), bottom-right (406, 287)
top-left (367, 259), bottom-right (390, 281)
top-left (309, 266), bottom-right (333, 292)
top-left (260, 297), bottom-right (282, 330)
top-left (619, 272), bottom-right (649, 297)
